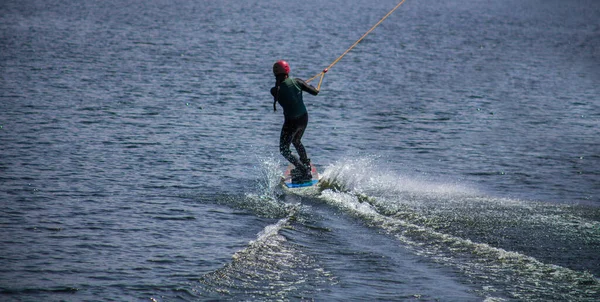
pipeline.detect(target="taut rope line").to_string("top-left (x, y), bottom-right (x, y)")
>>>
top-left (306, 0), bottom-right (408, 90)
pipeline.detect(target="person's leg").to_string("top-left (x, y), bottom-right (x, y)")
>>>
top-left (291, 114), bottom-right (310, 166)
top-left (279, 120), bottom-right (303, 168)
top-left (292, 127), bottom-right (307, 162)
top-left (291, 114), bottom-right (311, 180)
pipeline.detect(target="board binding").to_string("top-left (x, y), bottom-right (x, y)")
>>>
top-left (283, 163), bottom-right (319, 188)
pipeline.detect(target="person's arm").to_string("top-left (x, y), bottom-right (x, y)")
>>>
top-left (295, 78), bottom-right (319, 96)
top-left (270, 86), bottom-right (278, 111)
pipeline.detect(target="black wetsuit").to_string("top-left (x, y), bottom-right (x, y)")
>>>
top-left (271, 77), bottom-right (319, 170)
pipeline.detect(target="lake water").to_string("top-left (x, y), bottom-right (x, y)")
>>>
top-left (1, 0), bottom-right (599, 301)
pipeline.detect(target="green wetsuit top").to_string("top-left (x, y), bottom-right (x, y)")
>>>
top-left (271, 77), bottom-right (319, 119)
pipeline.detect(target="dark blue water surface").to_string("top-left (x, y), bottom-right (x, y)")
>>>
top-left (1, 0), bottom-right (599, 301)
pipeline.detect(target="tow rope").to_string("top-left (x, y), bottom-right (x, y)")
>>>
top-left (306, 0), bottom-right (408, 91)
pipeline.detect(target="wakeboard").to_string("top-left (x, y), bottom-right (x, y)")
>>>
top-left (283, 163), bottom-right (319, 188)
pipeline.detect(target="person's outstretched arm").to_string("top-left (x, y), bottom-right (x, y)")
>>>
top-left (295, 78), bottom-right (319, 96)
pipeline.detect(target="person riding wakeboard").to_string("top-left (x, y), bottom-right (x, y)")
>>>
top-left (271, 60), bottom-right (319, 182)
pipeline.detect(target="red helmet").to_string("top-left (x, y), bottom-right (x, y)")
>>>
top-left (273, 60), bottom-right (290, 75)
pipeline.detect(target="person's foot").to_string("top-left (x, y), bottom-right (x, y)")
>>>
top-left (291, 164), bottom-right (312, 183)
top-left (301, 158), bottom-right (311, 169)
top-left (300, 158), bottom-right (312, 179)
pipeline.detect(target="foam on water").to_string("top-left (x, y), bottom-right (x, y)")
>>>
top-left (197, 157), bottom-right (336, 299)
top-left (252, 155), bottom-right (284, 200)
top-left (320, 156), bottom-right (478, 198)
top-left (316, 157), bottom-right (600, 301)
top-left (199, 215), bottom-right (333, 300)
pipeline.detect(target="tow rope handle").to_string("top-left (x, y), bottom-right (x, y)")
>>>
top-left (305, 0), bottom-right (407, 91)
top-left (316, 68), bottom-right (328, 91)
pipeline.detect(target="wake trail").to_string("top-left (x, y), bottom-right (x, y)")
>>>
top-left (314, 157), bottom-right (600, 301)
